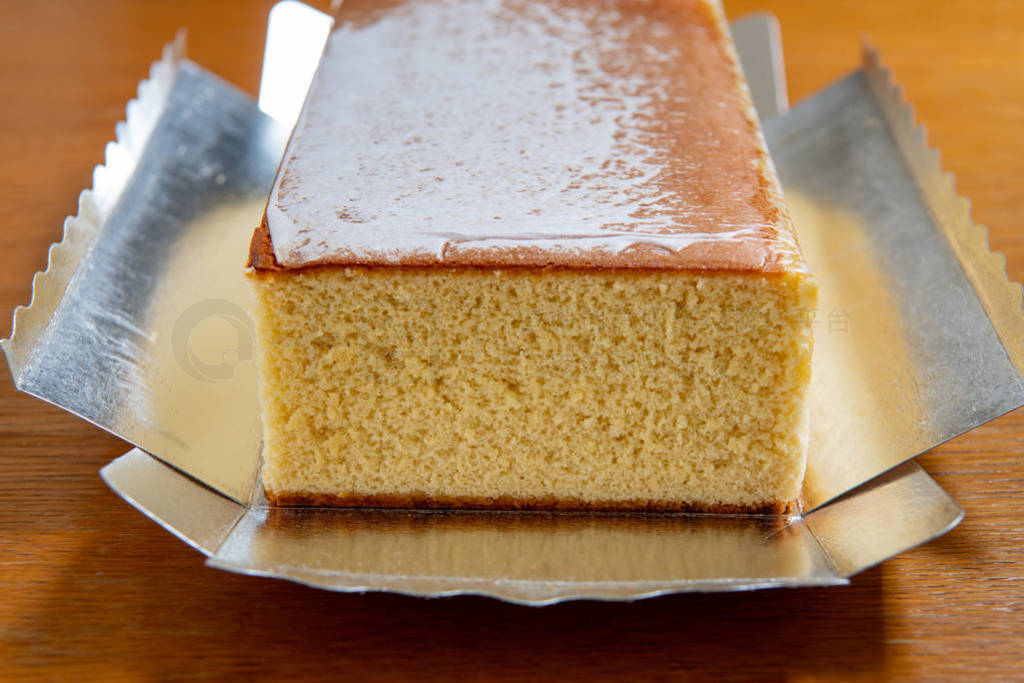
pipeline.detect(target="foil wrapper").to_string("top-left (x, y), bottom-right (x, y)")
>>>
top-left (5, 7), bottom-right (1018, 603)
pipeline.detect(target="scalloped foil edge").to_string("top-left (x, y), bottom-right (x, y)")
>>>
top-left (0, 19), bottom-right (976, 601)
top-left (862, 42), bottom-right (1024, 374)
top-left (1, 32), bottom-right (187, 383)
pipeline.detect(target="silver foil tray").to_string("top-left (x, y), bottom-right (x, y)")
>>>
top-left (7, 6), bottom-right (1019, 602)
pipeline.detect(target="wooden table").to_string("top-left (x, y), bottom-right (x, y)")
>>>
top-left (2, 0), bottom-right (1021, 678)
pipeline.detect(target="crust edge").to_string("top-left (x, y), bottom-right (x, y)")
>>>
top-left (264, 489), bottom-right (796, 516)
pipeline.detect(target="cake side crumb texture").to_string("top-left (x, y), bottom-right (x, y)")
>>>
top-left (251, 268), bottom-right (815, 510)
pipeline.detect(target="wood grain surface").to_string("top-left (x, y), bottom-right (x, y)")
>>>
top-left (1, 0), bottom-right (1022, 679)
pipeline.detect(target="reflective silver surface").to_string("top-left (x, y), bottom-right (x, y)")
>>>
top-left (4, 11), bottom-right (1000, 601)
top-left (764, 50), bottom-right (1024, 509)
top-left (101, 448), bottom-right (245, 556)
top-left (4, 42), bottom-right (288, 503)
top-left (729, 12), bottom-right (788, 121)
top-left (804, 460), bottom-right (963, 578)
top-left (2, 36), bottom-right (186, 384)
top-left (103, 446), bottom-right (961, 603)
top-left (210, 499), bottom-right (843, 604)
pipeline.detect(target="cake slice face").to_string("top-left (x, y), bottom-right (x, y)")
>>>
top-left (248, 0), bottom-right (817, 512)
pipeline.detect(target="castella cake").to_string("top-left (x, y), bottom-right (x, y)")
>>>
top-left (246, 0), bottom-right (817, 513)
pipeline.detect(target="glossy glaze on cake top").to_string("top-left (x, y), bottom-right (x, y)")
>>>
top-left (257, 0), bottom-right (804, 272)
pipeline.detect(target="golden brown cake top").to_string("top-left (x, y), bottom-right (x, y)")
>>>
top-left (253, 0), bottom-right (805, 273)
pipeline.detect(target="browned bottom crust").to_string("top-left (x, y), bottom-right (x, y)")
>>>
top-left (264, 489), bottom-right (795, 516)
